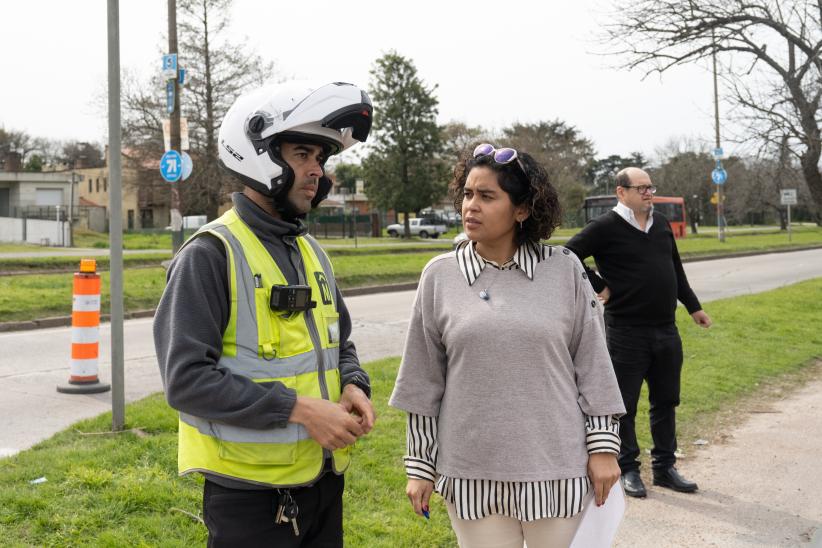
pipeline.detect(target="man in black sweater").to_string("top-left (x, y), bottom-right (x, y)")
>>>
top-left (566, 167), bottom-right (712, 499)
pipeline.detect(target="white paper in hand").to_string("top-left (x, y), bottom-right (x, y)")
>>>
top-left (569, 481), bottom-right (626, 548)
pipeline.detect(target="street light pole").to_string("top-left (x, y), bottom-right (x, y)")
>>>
top-left (107, 0), bottom-right (126, 431)
top-left (712, 29), bottom-right (725, 242)
top-left (168, 0), bottom-right (184, 252)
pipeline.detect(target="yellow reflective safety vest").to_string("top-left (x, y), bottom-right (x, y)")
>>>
top-left (176, 208), bottom-right (350, 487)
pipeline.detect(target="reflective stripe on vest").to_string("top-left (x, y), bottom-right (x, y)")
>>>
top-left (176, 208), bottom-right (350, 487)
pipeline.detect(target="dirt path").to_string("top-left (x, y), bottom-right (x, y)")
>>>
top-left (615, 366), bottom-right (822, 547)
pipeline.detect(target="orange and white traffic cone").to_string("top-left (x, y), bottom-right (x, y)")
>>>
top-left (57, 258), bottom-right (111, 394)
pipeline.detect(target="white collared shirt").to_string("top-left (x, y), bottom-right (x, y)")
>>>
top-left (613, 201), bottom-right (654, 233)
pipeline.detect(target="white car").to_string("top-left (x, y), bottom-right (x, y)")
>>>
top-left (385, 218), bottom-right (447, 238)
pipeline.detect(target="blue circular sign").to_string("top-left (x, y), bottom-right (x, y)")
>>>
top-left (160, 150), bottom-right (182, 182)
top-left (711, 167), bottom-right (727, 185)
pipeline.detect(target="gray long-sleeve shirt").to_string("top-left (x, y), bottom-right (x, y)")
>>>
top-left (389, 244), bottom-right (625, 481)
top-left (153, 192), bottom-right (368, 486)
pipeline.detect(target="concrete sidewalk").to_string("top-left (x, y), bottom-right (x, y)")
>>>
top-left (615, 367), bottom-right (822, 547)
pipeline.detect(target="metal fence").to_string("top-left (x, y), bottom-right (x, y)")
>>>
top-left (305, 212), bottom-right (380, 238)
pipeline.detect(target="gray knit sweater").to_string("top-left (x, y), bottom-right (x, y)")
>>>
top-left (389, 245), bottom-right (625, 481)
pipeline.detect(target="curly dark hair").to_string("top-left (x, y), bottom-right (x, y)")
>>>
top-left (450, 147), bottom-right (562, 244)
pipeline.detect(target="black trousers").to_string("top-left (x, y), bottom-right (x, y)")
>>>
top-left (203, 472), bottom-right (345, 548)
top-left (605, 322), bottom-right (683, 473)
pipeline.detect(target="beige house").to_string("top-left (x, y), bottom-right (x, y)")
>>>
top-left (75, 148), bottom-right (170, 231)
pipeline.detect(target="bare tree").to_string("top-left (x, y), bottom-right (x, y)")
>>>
top-left (177, 0), bottom-right (274, 218)
top-left (651, 138), bottom-right (713, 232)
top-left (440, 121), bottom-right (494, 163)
top-left (59, 141), bottom-right (106, 168)
top-left (734, 139), bottom-right (812, 227)
top-left (604, 0), bottom-right (822, 222)
top-left (121, 0), bottom-right (274, 220)
top-left (587, 152), bottom-right (649, 196)
top-left (0, 127), bottom-right (34, 166)
top-left (502, 121), bottom-right (597, 216)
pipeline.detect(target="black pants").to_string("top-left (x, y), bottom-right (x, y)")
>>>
top-left (203, 472), bottom-right (344, 548)
top-left (605, 322), bottom-right (683, 473)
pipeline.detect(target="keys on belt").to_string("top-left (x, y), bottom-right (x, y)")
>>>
top-left (275, 490), bottom-right (300, 537)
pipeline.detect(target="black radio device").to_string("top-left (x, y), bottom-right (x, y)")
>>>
top-left (269, 284), bottom-right (316, 312)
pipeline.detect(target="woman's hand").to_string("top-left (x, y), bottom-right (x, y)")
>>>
top-left (406, 478), bottom-right (434, 517)
top-left (587, 452), bottom-right (621, 506)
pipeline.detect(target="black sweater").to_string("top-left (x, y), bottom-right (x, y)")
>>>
top-left (565, 210), bottom-right (701, 326)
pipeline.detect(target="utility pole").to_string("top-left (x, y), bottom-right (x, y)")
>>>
top-left (712, 29), bottom-right (726, 242)
top-left (168, 0), bottom-right (184, 252)
top-left (107, 0), bottom-right (125, 431)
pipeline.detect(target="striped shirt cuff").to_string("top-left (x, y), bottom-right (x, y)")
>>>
top-left (406, 413), bottom-right (438, 481)
top-left (403, 456), bottom-right (437, 482)
top-left (585, 414), bottom-right (621, 455)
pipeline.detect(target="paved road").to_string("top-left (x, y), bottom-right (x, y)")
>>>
top-left (1, 248), bottom-right (821, 545)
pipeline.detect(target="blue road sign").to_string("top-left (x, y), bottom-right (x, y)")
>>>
top-left (162, 53), bottom-right (178, 79)
top-left (178, 67), bottom-right (186, 86)
top-left (713, 147), bottom-right (723, 158)
top-left (160, 150), bottom-right (183, 182)
top-left (162, 53), bottom-right (177, 71)
top-left (711, 167), bottom-right (727, 185)
top-left (181, 152), bottom-right (193, 181)
top-left (166, 81), bottom-right (174, 114)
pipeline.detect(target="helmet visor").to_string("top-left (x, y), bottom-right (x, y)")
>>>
top-left (322, 100), bottom-right (373, 142)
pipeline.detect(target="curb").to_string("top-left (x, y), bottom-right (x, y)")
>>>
top-left (2, 245), bottom-right (820, 334)
top-left (678, 243), bottom-right (822, 264)
top-left (0, 309), bottom-right (158, 333)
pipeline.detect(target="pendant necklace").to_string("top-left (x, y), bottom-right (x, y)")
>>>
top-left (478, 269), bottom-right (502, 300)
top-left (476, 247), bottom-right (514, 300)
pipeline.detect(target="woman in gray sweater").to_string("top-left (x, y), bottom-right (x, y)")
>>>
top-left (389, 144), bottom-right (626, 547)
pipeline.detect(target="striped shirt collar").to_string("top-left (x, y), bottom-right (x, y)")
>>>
top-left (455, 240), bottom-right (542, 286)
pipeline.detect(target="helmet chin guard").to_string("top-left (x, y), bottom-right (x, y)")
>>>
top-left (218, 81), bottom-right (372, 214)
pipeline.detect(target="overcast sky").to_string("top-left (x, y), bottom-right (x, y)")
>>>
top-left (0, 0), bottom-right (735, 163)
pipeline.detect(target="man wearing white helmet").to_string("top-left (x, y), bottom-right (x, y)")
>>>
top-left (154, 81), bottom-right (376, 547)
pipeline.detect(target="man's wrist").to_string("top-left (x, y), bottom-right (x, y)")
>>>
top-left (344, 379), bottom-right (371, 399)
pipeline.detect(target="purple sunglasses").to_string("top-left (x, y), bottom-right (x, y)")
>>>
top-left (473, 143), bottom-right (527, 175)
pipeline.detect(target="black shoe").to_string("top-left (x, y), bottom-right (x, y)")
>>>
top-left (653, 466), bottom-right (698, 493)
top-left (620, 469), bottom-right (647, 498)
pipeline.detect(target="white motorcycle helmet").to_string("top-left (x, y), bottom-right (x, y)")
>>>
top-left (218, 81), bottom-right (373, 212)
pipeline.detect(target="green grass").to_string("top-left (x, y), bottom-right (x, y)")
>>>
top-left (0, 243), bottom-right (55, 253)
top-left (3, 227), bottom-right (822, 324)
top-left (0, 251), bottom-right (443, 323)
top-left (70, 228), bottom-right (459, 251)
top-left (674, 225), bottom-right (822, 258)
top-left (72, 229), bottom-right (192, 250)
top-left (0, 254), bottom-right (172, 274)
top-left (0, 268), bottom-right (168, 322)
top-left (636, 278), bottom-right (822, 453)
top-left (1, 279), bottom-right (821, 545)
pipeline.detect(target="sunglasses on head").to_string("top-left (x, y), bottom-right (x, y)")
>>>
top-left (473, 143), bottom-right (518, 163)
top-left (472, 143), bottom-right (527, 176)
